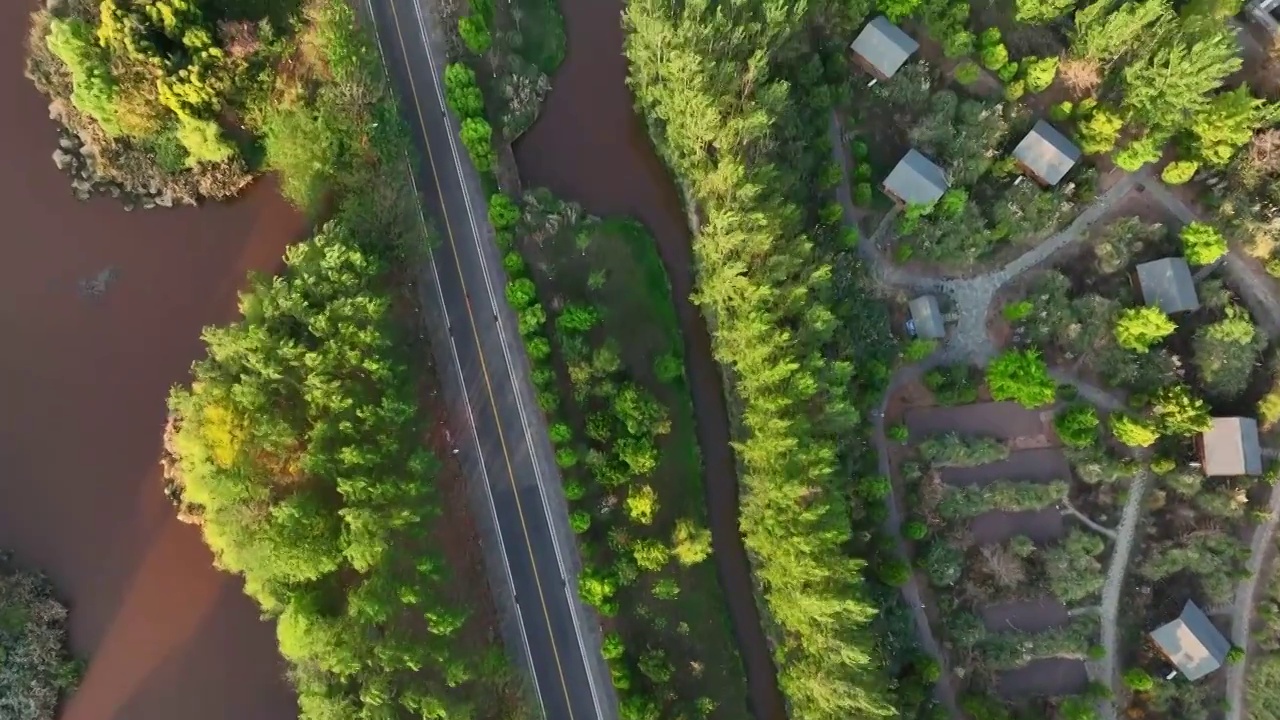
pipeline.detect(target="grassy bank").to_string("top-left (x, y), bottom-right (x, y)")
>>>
top-left (622, 1), bottom-right (901, 718)
top-left (27, 0), bottom-right (526, 718)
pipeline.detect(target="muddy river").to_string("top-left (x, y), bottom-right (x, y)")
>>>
top-left (513, 2), bottom-right (787, 718)
top-left (0, 4), bottom-right (302, 719)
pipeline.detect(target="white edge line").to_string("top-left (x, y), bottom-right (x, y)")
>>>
top-left (361, 2), bottom-right (544, 716)
top-left (405, 4), bottom-right (606, 717)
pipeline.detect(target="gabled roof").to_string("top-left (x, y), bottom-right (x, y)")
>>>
top-left (850, 16), bottom-right (919, 79)
top-left (883, 149), bottom-right (948, 206)
top-left (1136, 257), bottom-right (1200, 314)
top-left (1201, 417), bottom-right (1263, 476)
top-left (1150, 601), bottom-right (1231, 681)
top-left (909, 295), bottom-right (945, 339)
top-left (1013, 120), bottom-right (1081, 186)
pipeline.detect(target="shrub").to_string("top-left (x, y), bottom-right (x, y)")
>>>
top-left (1260, 385), bottom-right (1280, 430)
top-left (569, 510), bottom-right (592, 533)
top-left (904, 338), bottom-right (938, 362)
top-left (1227, 646), bottom-right (1245, 664)
top-left (671, 519), bottom-right (712, 566)
top-left (981, 43), bottom-right (1010, 71)
top-left (987, 349), bottom-right (1056, 408)
top-left (1194, 306), bottom-right (1266, 400)
top-left (903, 519), bottom-right (929, 540)
top-left (943, 30), bottom-right (976, 58)
top-left (919, 433), bottom-right (1009, 467)
top-left (556, 447), bottom-right (578, 468)
top-left (625, 485), bottom-right (659, 525)
top-left (488, 193), bottom-right (520, 230)
top-left (457, 15), bottom-right (491, 54)
top-left (1113, 306), bottom-right (1175, 353)
top-left (458, 117), bottom-right (496, 172)
top-left (175, 116), bottom-right (235, 167)
top-left (1111, 414), bottom-right (1160, 447)
top-left (954, 61), bottom-right (981, 85)
top-left (854, 182), bottom-right (873, 206)
top-left (917, 657), bottom-right (942, 683)
top-left (1077, 106), bottom-right (1124, 155)
top-left (46, 18), bottom-right (122, 136)
top-left (858, 475), bottom-right (892, 500)
top-left (996, 61), bottom-right (1020, 83)
top-left (1150, 457), bottom-right (1175, 475)
top-left (1114, 133), bottom-right (1167, 171)
top-left (563, 477), bottom-right (586, 501)
top-left (1161, 160), bottom-right (1199, 185)
top-left (1003, 79), bottom-right (1025, 102)
top-left (601, 632), bottom-right (624, 660)
top-left (1055, 404), bottom-right (1099, 448)
top-left (442, 63), bottom-right (485, 117)
top-left (888, 423), bottom-right (910, 442)
top-left (1123, 668), bottom-right (1154, 692)
top-left (631, 539), bottom-right (670, 572)
top-left (878, 559), bottom-right (912, 586)
top-left (1179, 222), bottom-right (1228, 265)
top-left (1152, 384), bottom-right (1212, 436)
top-left (1023, 55), bottom-right (1059, 92)
top-left (1049, 101), bottom-right (1073, 122)
top-left (1003, 300), bottom-right (1033, 322)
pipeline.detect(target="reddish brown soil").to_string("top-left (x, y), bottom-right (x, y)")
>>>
top-left (0, 4), bottom-right (303, 717)
top-left (980, 598), bottom-right (1070, 634)
top-left (905, 401), bottom-right (1057, 448)
top-left (996, 658), bottom-right (1088, 699)
top-left (939, 448), bottom-right (1072, 486)
top-left (969, 508), bottom-right (1065, 545)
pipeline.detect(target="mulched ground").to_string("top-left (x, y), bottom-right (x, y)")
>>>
top-left (938, 447), bottom-right (1072, 486)
top-left (980, 598), bottom-right (1071, 634)
top-left (996, 657), bottom-right (1089, 699)
top-left (969, 507), bottom-right (1065, 545)
top-left (905, 401), bottom-right (1057, 448)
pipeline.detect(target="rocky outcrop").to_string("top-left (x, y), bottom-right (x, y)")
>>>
top-left (160, 413), bottom-right (203, 526)
top-left (49, 122), bottom-right (178, 211)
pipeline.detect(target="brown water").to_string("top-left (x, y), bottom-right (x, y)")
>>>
top-left (0, 4), bottom-right (303, 718)
top-left (513, 2), bottom-right (787, 718)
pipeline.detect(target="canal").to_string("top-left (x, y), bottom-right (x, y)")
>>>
top-left (512, 1), bottom-right (788, 718)
top-left (0, 3), bottom-right (302, 718)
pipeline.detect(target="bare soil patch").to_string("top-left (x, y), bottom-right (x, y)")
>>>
top-left (969, 508), bottom-right (1065, 545)
top-left (981, 598), bottom-right (1071, 634)
top-left (996, 657), bottom-right (1089, 699)
top-left (905, 402), bottom-right (1056, 447)
top-left (941, 448), bottom-right (1072, 486)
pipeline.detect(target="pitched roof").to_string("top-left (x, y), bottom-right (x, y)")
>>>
top-left (850, 16), bottom-right (919, 79)
top-left (1012, 120), bottom-right (1081, 186)
top-left (1136, 257), bottom-right (1200, 314)
top-left (909, 295), bottom-right (945, 339)
top-left (883, 149), bottom-right (948, 206)
top-left (1150, 601), bottom-right (1231, 681)
top-left (1201, 417), bottom-right (1263, 476)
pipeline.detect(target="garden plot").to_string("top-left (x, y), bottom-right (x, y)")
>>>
top-left (904, 401), bottom-right (1056, 447)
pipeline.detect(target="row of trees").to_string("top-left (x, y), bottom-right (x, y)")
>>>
top-left (624, 0), bottom-right (901, 716)
top-left (166, 2), bottom-right (512, 718)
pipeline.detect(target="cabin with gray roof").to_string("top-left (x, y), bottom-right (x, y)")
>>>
top-left (850, 16), bottom-right (919, 81)
top-left (1135, 257), bottom-right (1200, 314)
top-left (909, 295), bottom-right (945, 339)
top-left (1013, 120), bottom-right (1081, 186)
top-left (1199, 417), bottom-right (1263, 477)
top-left (883, 149), bottom-right (948, 206)
top-left (1150, 601), bottom-right (1230, 680)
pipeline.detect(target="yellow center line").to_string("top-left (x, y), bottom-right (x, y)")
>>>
top-left (381, 2), bottom-right (578, 717)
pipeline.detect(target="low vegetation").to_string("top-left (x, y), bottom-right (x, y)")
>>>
top-left (0, 553), bottom-right (81, 720)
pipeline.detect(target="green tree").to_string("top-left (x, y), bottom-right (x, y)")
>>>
top-left (877, 559), bottom-right (912, 586)
top-left (879, 0), bottom-right (924, 21)
top-left (457, 15), bottom-right (491, 54)
top-left (458, 117), bottom-right (495, 172)
top-left (1187, 86), bottom-right (1276, 167)
top-left (1113, 306), bottom-right (1176, 352)
top-left (1123, 668), bottom-right (1154, 692)
top-left (45, 17), bottom-right (121, 136)
top-left (631, 538), bottom-right (670, 572)
top-left (1055, 404), bottom-right (1100, 448)
top-left (1152, 384), bottom-right (1212, 435)
top-left (1071, 0), bottom-right (1171, 63)
top-left (1120, 21), bottom-right (1242, 130)
top-left (671, 518), bottom-right (712, 566)
top-left (986, 349), bottom-right (1057, 408)
top-left (1161, 160), bottom-right (1198, 185)
top-left (1077, 106), bottom-right (1124, 155)
top-left (442, 63), bottom-right (485, 117)
top-left (1193, 306), bottom-right (1266, 399)
top-left (1111, 414), bottom-right (1160, 447)
top-left (1015, 0), bottom-right (1075, 24)
top-left (1023, 55), bottom-right (1059, 92)
top-left (625, 484), bottom-right (659, 525)
top-left (1113, 132), bottom-right (1167, 172)
top-left (260, 102), bottom-right (340, 210)
top-left (1179, 221), bottom-right (1228, 265)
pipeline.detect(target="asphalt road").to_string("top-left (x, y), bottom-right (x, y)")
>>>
top-left (363, 1), bottom-right (606, 718)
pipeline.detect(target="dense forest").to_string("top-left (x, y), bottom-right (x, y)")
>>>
top-left (624, 0), bottom-right (899, 718)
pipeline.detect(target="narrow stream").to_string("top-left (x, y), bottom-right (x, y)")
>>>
top-left (0, 3), bottom-right (303, 716)
top-left (512, 1), bottom-right (787, 718)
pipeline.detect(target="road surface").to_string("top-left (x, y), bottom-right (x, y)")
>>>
top-left (363, 1), bottom-right (610, 718)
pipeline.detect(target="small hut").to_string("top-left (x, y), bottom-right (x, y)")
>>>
top-left (883, 149), bottom-right (948, 207)
top-left (909, 295), bottom-right (945, 339)
top-left (850, 17), bottom-right (919, 81)
top-left (1012, 120), bottom-right (1081, 187)
top-left (1149, 601), bottom-right (1231, 681)
top-left (1198, 417), bottom-right (1263, 477)
top-left (1135, 257), bottom-right (1200, 314)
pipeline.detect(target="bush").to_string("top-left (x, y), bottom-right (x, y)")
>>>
top-left (458, 117), bottom-right (496, 172)
top-left (1152, 384), bottom-right (1212, 436)
top-left (954, 61), bottom-right (981, 85)
top-left (1113, 306), bottom-right (1176, 352)
top-left (1023, 55), bottom-right (1059, 92)
top-left (878, 559), bottom-right (912, 586)
top-left (1077, 106), bottom-right (1124, 155)
top-left (1161, 160), bottom-right (1199, 185)
top-left (625, 485), bottom-right (659, 525)
top-left (858, 475), bottom-right (892, 500)
top-left (1049, 101), bottom-right (1073, 122)
top-left (943, 30), bottom-right (976, 58)
top-left (1227, 646), bottom-right (1245, 665)
top-left (671, 519), bottom-right (712, 566)
top-left (1123, 668), bottom-right (1154, 692)
top-left (903, 519), bottom-right (929, 540)
top-left (888, 423), bottom-right (910, 442)
top-left (488, 193), bottom-right (520, 230)
top-left (1260, 385), bottom-right (1280, 430)
top-left (996, 61), bottom-right (1020, 83)
top-left (904, 338), bottom-right (938, 362)
top-left (854, 182), bottom-right (873, 206)
top-left (1179, 222), bottom-right (1228, 265)
top-left (919, 433), bottom-right (1010, 467)
top-left (1003, 300), bottom-right (1033, 322)
top-left (45, 18), bottom-right (122, 136)
top-left (1003, 79), bottom-right (1025, 102)
top-left (980, 43), bottom-right (1010, 72)
top-left (1111, 414), bottom-right (1160, 447)
top-left (569, 510), bottom-right (592, 534)
top-left (1194, 306), bottom-right (1266, 400)
top-left (1150, 457), bottom-right (1176, 475)
top-left (457, 15), bottom-right (492, 54)
top-left (442, 63), bottom-right (485, 118)
top-left (1055, 404), bottom-right (1099, 448)
top-left (986, 349), bottom-right (1056, 408)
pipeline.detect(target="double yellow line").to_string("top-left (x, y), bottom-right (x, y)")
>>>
top-left (380, 2), bottom-right (577, 716)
